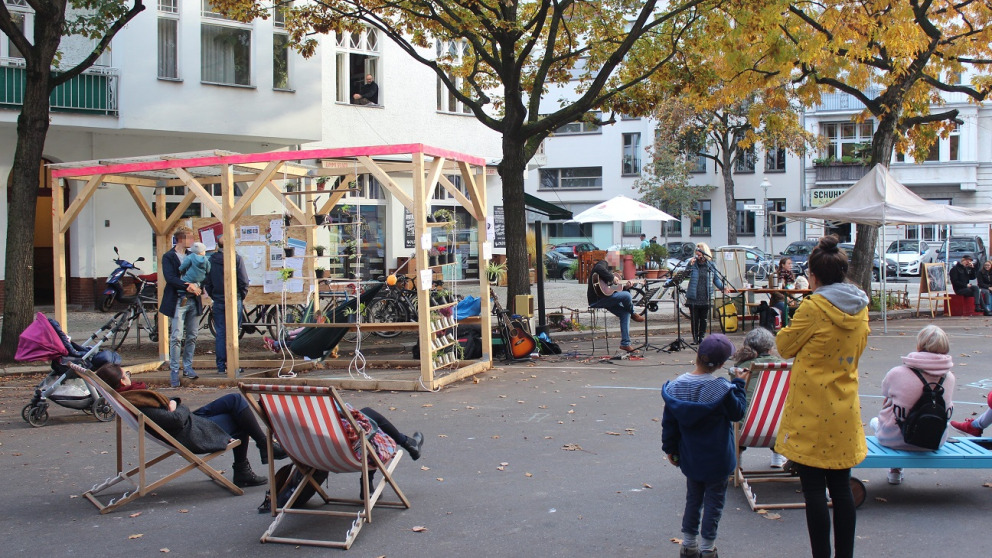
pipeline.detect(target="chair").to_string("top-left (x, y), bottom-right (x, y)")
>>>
top-left (733, 361), bottom-right (799, 511)
top-left (72, 364), bottom-right (243, 514)
top-left (239, 383), bottom-right (411, 549)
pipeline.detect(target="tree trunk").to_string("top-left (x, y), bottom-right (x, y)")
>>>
top-left (498, 138), bottom-right (530, 313)
top-left (848, 115), bottom-right (898, 295)
top-left (1, 71), bottom-right (51, 361)
top-left (722, 165), bottom-right (738, 246)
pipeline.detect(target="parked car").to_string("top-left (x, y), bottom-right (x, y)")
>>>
top-left (665, 241), bottom-right (697, 270)
top-left (607, 243), bottom-right (641, 252)
top-left (716, 245), bottom-right (774, 280)
top-left (779, 240), bottom-right (818, 274)
top-left (840, 243), bottom-right (899, 281)
top-left (544, 251), bottom-right (576, 280)
top-left (551, 241), bottom-right (599, 257)
top-left (884, 239), bottom-right (938, 275)
top-left (936, 236), bottom-right (987, 267)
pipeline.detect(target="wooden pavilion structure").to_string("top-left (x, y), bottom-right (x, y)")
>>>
top-left (49, 144), bottom-right (493, 391)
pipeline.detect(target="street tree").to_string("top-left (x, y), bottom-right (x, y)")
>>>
top-left (771, 0), bottom-right (992, 292)
top-left (214, 0), bottom-right (740, 308)
top-left (0, 0), bottom-right (146, 360)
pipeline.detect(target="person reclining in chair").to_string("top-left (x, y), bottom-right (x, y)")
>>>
top-left (95, 363), bottom-right (288, 488)
top-left (587, 259), bottom-right (645, 354)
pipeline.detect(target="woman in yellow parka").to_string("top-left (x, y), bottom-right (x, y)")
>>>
top-left (775, 235), bottom-right (869, 558)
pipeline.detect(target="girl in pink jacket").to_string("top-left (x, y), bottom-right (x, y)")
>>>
top-left (870, 325), bottom-right (955, 485)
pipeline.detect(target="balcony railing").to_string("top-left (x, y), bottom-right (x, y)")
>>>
top-left (813, 89), bottom-right (880, 112)
top-left (814, 164), bottom-right (870, 182)
top-left (0, 58), bottom-right (119, 116)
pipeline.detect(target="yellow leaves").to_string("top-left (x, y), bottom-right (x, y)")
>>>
top-left (128, 534), bottom-right (143, 540)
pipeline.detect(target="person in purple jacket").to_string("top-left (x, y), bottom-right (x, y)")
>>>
top-left (869, 325), bottom-right (955, 485)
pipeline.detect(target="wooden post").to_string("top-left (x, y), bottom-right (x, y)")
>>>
top-left (221, 164), bottom-right (239, 377)
top-left (156, 188), bottom-right (170, 361)
top-left (411, 152), bottom-right (434, 389)
top-left (51, 172), bottom-right (68, 328)
top-left (475, 165), bottom-right (492, 362)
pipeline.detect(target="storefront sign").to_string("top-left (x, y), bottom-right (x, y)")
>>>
top-left (810, 188), bottom-right (847, 208)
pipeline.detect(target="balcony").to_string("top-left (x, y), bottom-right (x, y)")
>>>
top-left (0, 58), bottom-right (119, 116)
top-left (814, 163), bottom-right (870, 182)
top-left (813, 89), bottom-right (881, 112)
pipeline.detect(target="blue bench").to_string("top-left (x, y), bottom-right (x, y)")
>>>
top-left (848, 436), bottom-right (992, 505)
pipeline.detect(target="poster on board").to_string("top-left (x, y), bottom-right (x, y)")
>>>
top-left (920, 262), bottom-right (947, 294)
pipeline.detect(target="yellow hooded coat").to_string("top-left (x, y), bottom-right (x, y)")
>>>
top-left (775, 286), bottom-right (870, 469)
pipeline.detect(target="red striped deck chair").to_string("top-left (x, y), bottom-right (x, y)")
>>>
top-left (239, 383), bottom-right (411, 549)
top-left (733, 361), bottom-right (800, 511)
top-left (72, 364), bottom-right (243, 514)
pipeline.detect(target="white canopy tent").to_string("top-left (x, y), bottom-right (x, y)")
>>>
top-left (570, 195), bottom-right (677, 223)
top-left (773, 164), bottom-right (992, 330)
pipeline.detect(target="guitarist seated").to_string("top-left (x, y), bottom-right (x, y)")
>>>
top-left (587, 260), bottom-right (645, 353)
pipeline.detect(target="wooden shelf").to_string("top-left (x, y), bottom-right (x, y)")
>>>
top-left (429, 301), bottom-right (458, 310)
top-left (279, 188), bottom-right (361, 195)
top-left (425, 221), bottom-right (454, 228)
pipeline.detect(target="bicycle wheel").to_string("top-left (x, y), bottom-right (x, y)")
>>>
top-left (109, 310), bottom-right (133, 351)
top-left (265, 304), bottom-right (307, 339)
top-left (342, 299), bottom-right (373, 343)
top-left (367, 298), bottom-right (408, 338)
top-left (207, 307), bottom-right (247, 339)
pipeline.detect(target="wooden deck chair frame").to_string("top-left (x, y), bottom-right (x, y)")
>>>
top-left (239, 383), bottom-right (411, 549)
top-left (71, 364), bottom-right (243, 514)
top-left (732, 361), bottom-right (802, 511)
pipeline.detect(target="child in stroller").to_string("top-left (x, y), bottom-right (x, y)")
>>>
top-left (17, 312), bottom-right (119, 427)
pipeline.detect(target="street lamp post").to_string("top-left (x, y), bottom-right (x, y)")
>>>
top-left (760, 175), bottom-right (772, 255)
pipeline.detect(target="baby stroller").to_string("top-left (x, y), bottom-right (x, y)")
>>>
top-left (16, 312), bottom-right (118, 427)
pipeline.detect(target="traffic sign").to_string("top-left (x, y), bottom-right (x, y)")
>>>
top-left (753, 209), bottom-right (765, 216)
top-left (743, 204), bottom-right (763, 211)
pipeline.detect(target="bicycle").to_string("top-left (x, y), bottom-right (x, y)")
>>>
top-left (203, 303), bottom-right (302, 340)
top-left (106, 275), bottom-right (160, 351)
top-left (363, 274), bottom-right (421, 338)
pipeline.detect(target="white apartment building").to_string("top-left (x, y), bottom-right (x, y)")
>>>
top-left (0, 1), bottom-right (502, 308)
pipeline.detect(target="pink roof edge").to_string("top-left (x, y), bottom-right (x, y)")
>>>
top-left (50, 143), bottom-right (488, 179)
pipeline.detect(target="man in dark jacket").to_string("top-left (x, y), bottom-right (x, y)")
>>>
top-left (586, 259), bottom-right (644, 353)
top-left (160, 226), bottom-right (202, 387)
top-left (977, 260), bottom-right (992, 315)
top-left (203, 233), bottom-right (249, 375)
top-left (949, 255), bottom-right (982, 313)
top-left (352, 73), bottom-right (378, 105)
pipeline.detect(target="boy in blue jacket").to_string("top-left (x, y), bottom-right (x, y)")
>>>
top-left (662, 334), bottom-right (748, 558)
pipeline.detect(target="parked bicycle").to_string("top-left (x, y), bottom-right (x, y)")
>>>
top-left (105, 274), bottom-right (160, 350)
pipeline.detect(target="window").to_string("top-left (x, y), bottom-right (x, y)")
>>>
top-left (157, 1), bottom-right (179, 79)
top-left (765, 147), bottom-right (786, 172)
top-left (622, 133), bottom-right (641, 175)
top-left (949, 124), bottom-right (960, 161)
top-left (551, 112), bottom-right (601, 135)
top-left (539, 167), bottom-right (603, 189)
top-left (924, 141), bottom-right (939, 162)
top-left (3, 1), bottom-right (28, 59)
top-left (820, 121), bottom-right (873, 160)
top-left (201, 1), bottom-right (251, 86)
top-left (336, 28), bottom-right (380, 105)
top-left (690, 200), bottom-right (711, 236)
top-left (691, 153), bottom-right (707, 173)
top-left (436, 39), bottom-right (472, 114)
top-left (734, 147), bottom-right (755, 173)
top-left (736, 200), bottom-right (755, 236)
top-left (767, 199), bottom-right (786, 236)
top-left (622, 221), bottom-right (643, 236)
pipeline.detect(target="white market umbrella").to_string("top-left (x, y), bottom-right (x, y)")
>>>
top-left (570, 195), bottom-right (677, 223)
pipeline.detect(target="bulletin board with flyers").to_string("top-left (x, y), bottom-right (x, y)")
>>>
top-left (190, 216), bottom-right (309, 306)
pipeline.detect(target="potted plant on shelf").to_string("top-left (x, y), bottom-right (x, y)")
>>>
top-left (284, 246), bottom-right (295, 257)
top-left (315, 266), bottom-right (328, 279)
top-left (279, 268), bottom-right (294, 281)
top-left (315, 176), bottom-right (330, 191)
top-left (428, 246), bottom-right (441, 267)
top-left (283, 213), bottom-right (292, 227)
top-left (314, 244), bottom-right (326, 257)
top-left (486, 260), bottom-right (507, 285)
top-left (432, 208), bottom-right (454, 229)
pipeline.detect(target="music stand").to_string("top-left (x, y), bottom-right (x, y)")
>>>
top-left (631, 281), bottom-right (669, 353)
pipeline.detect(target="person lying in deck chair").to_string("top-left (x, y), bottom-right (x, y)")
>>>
top-left (869, 325), bottom-right (956, 485)
top-left (951, 394), bottom-right (992, 437)
top-left (95, 363), bottom-right (289, 487)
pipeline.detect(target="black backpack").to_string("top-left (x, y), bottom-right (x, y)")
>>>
top-left (895, 368), bottom-right (950, 450)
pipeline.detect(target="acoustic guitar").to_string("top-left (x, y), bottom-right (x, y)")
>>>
top-left (592, 272), bottom-right (620, 298)
top-left (491, 292), bottom-right (537, 360)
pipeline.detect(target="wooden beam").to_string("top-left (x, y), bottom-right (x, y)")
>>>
top-left (173, 167), bottom-right (223, 218)
top-left (411, 151), bottom-right (434, 388)
top-left (162, 191), bottom-right (197, 234)
top-left (234, 160), bottom-right (310, 177)
top-left (59, 174), bottom-right (103, 234)
top-left (265, 181), bottom-right (306, 223)
top-left (221, 164), bottom-right (240, 379)
top-left (316, 176), bottom-right (355, 214)
top-left (232, 160), bottom-right (281, 221)
top-left (357, 156), bottom-right (414, 211)
top-left (52, 174), bottom-right (68, 328)
top-left (101, 175), bottom-right (163, 187)
top-left (459, 161), bottom-right (486, 219)
top-left (125, 184), bottom-right (165, 235)
top-left (439, 174), bottom-right (479, 221)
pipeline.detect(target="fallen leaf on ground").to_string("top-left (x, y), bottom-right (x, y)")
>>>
top-left (643, 483), bottom-right (653, 489)
top-left (874, 497), bottom-right (888, 503)
top-left (128, 534), bottom-right (143, 540)
top-left (436, 477), bottom-right (444, 482)
top-left (492, 435), bottom-right (500, 439)
top-left (129, 512), bottom-right (141, 518)
top-left (422, 404), bottom-right (433, 408)
top-left (388, 406), bottom-right (397, 411)
top-left (438, 434), bottom-right (448, 438)
top-left (525, 472), bottom-right (533, 477)
top-left (160, 549), bottom-right (170, 553)
top-left (178, 509), bottom-right (189, 513)
top-left (762, 512), bottom-right (782, 520)
top-left (420, 465), bottom-right (430, 470)
top-left (670, 538), bottom-right (683, 544)
top-left (562, 443), bottom-right (582, 451)
top-left (606, 431), bottom-right (621, 436)
top-left (412, 526), bottom-right (428, 532)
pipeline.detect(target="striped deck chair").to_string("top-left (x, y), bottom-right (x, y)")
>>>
top-left (732, 361), bottom-right (799, 511)
top-left (72, 364), bottom-right (243, 514)
top-left (239, 383), bottom-right (411, 549)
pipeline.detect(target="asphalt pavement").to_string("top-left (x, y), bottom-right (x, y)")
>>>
top-left (1, 297), bottom-right (990, 557)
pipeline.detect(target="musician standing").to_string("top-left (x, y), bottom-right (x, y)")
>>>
top-left (686, 243), bottom-right (725, 345)
top-left (587, 259), bottom-right (645, 353)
